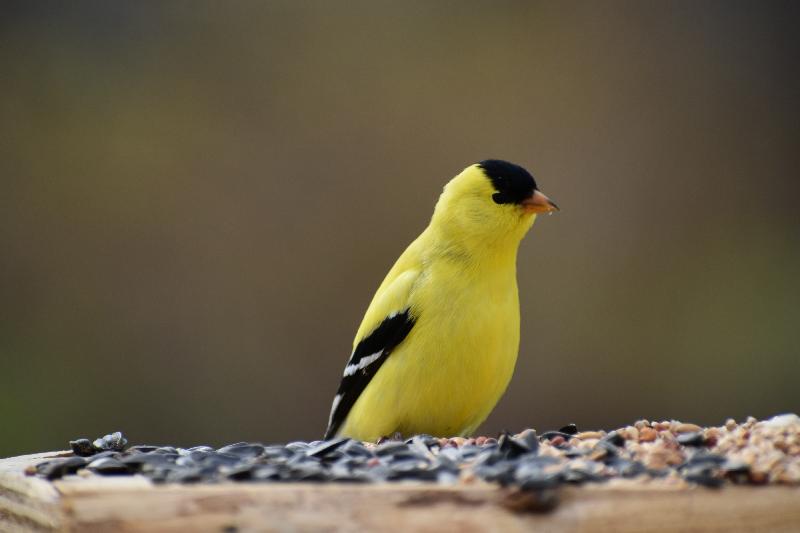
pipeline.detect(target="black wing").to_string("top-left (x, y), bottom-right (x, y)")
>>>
top-left (324, 310), bottom-right (415, 440)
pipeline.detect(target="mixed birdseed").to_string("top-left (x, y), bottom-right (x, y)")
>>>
top-left (29, 415), bottom-right (800, 492)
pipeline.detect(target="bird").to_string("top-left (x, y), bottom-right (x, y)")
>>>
top-left (324, 160), bottom-right (558, 441)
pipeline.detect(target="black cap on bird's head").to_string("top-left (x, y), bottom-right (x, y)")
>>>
top-left (479, 159), bottom-right (559, 214)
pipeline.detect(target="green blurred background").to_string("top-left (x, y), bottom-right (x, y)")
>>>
top-left (2, 1), bottom-right (799, 457)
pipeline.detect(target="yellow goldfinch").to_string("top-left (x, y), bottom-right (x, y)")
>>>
top-left (325, 160), bottom-right (558, 441)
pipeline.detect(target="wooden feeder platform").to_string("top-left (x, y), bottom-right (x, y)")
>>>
top-left (2, 451), bottom-right (799, 532)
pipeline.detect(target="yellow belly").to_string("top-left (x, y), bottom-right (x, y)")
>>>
top-left (339, 268), bottom-right (520, 441)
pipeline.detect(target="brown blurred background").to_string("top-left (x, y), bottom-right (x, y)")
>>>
top-left (2, 1), bottom-right (799, 457)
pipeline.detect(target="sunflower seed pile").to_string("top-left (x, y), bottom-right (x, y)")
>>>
top-left (30, 415), bottom-right (800, 490)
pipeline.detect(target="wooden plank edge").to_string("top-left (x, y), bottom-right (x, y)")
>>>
top-left (54, 481), bottom-right (800, 532)
top-left (0, 452), bottom-right (68, 532)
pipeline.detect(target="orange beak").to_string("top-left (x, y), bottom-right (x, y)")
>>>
top-left (521, 190), bottom-right (559, 214)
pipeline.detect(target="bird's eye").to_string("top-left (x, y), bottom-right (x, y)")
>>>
top-left (492, 190), bottom-right (515, 204)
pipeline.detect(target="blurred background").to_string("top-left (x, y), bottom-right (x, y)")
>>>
top-left (2, 1), bottom-right (799, 457)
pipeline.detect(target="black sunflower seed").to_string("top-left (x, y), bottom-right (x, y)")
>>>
top-left (497, 432), bottom-right (529, 460)
top-left (92, 432), bottom-right (128, 452)
top-left (87, 457), bottom-right (130, 475)
top-left (374, 441), bottom-right (409, 457)
top-left (677, 432), bottom-right (706, 447)
top-left (608, 458), bottom-right (646, 478)
top-left (217, 443), bottom-right (266, 459)
top-left (70, 439), bottom-right (95, 457)
top-left (40, 457), bottom-right (87, 480)
top-left (516, 429), bottom-right (540, 453)
top-left (683, 465), bottom-right (724, 488)
top-left (306, 437), bottom-right (349, 459)
top-left (539, 431), bottom-right (574, 441)
top-left (684, 452), bottom-right (726, 467)
top-left (558, 424), bottom-right (578, 435)
top-left (128, 445), bottom-right (160, 453)
top-left (601, 431), bottom-right (625, 447)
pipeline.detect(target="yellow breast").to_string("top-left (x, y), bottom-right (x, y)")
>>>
top-left (339, 252), bottom-right (521, 441)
